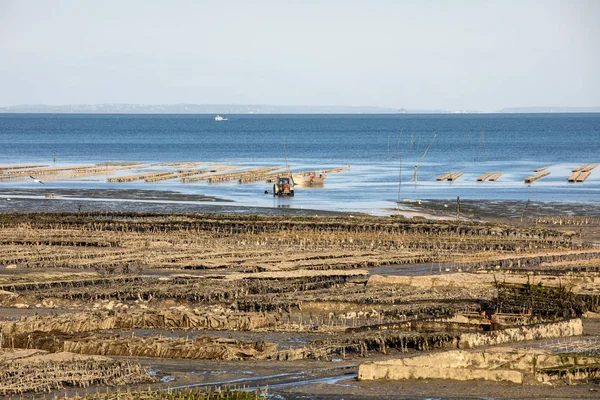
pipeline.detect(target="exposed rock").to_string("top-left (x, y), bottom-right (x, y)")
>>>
top-left (359, 347), bottom-right (600, 385)
top-left (459, 319), bottom-right (583, 348)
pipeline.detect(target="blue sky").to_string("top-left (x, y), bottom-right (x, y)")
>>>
top-left (1, 0), bottom-right (599, 111)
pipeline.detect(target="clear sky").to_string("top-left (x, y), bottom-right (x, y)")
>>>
top-left (1, 0), bottom-right (599, 111)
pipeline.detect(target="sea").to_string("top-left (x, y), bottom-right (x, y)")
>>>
top-left (0, 113), bottom-right (599, 214)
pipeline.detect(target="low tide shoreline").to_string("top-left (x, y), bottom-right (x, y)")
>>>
top-left (1, 187), bottom-right (600, 220)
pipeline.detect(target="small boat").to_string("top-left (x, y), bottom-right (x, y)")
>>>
top-left (214, 115), bottom-right (228, 121)
top-left (292, 171), bottom-right (326, 186)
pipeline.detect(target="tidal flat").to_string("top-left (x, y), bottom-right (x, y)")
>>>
top-left (1, 211), bottom-right (599, 398)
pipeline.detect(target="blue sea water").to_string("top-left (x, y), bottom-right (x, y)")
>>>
top-left (0, 113), bottom-right (599, 213)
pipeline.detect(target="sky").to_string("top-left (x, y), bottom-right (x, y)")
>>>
top-left (1, 0), bottom-right (599, 111)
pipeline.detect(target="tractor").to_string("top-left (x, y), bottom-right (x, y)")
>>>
top-left (273, 176), bottom-right (294, 196)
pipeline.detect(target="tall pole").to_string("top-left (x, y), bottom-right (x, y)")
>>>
top-left (479, 127), bottom-right (486, 157)
top-left (520, 199), bottom-right (530, 222)
top-left (397, 157), bottom-right (403, 210)
top-left (396, 129), bottom-right (402, 158)
top-left (411, 133), bottom-right (437, 183)
top-left (456, 196), bottom-right (461, 220)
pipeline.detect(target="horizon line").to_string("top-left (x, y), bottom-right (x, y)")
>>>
top-left (1, 103), bottom-right (600, 115)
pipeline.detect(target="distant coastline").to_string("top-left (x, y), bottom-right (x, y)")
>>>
top-left (0, 104), bottom-right (399, 114)
top-left (498, 106), bottom-right (600, 113)
top-left (0, 104), bottom-right (598, 114)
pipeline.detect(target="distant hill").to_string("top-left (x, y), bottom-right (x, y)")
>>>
top-left (0, 104), bottom-right (400, 114)
top-left (498, 106), bottom-right (600, 113)
top-left (4, 104), bottom-right (595, 114)
top-left (398, 109), bottom-right (479, 114)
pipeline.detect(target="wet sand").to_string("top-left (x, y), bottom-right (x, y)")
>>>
top-left (0, 188), bottom-right (232, 202)
top-left (401, 199), bottom-right (600, 219)
top-left (0, 193), bottom-right (350, 216)
top-left (278, 377), bottom-right (600, 399)
top-left (3, 187), bottom-right (600, 221)
top-left (114, 345), bottom-right (600, 400)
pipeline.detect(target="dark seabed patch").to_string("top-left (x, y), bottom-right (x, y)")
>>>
top-left (398, 199), bottom-right (600, 219)
top-left (0, 188), bottom-right (231, 202)
top-left (0, 195), bottom-right (350, 216)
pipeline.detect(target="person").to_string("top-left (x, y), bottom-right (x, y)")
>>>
top-left (479, 309), bottom-right (489, 331)
top-left (480, 307), bottom-right (498, 331)
top-left (490, 313), bottom-right (500, 331)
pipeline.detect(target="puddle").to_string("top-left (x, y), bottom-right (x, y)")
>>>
top-left (190, 370), bottom-right (254, 375)
top-left (169, 372), bottom-right (301, 390)
top-left (251, 372), bottom-right (358, 390)
top-left (169, 369), bottom-right (357, 392)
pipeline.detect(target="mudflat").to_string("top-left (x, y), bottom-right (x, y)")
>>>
top-left (0, 211), bottom-right (599, 399)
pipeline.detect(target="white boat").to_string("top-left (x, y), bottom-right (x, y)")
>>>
top-left (292, 171), bottom-right (326, 186)
top-left (215, 115), bottom-right (228, 121)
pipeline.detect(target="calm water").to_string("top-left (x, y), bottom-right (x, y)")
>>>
top-left (0, 113), bottom-right (599, 213)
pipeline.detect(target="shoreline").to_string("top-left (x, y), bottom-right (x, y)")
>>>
top-left (0, 193), bottom-right (354, 216)
top-left (1, 189), bottom-right (600, 220)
